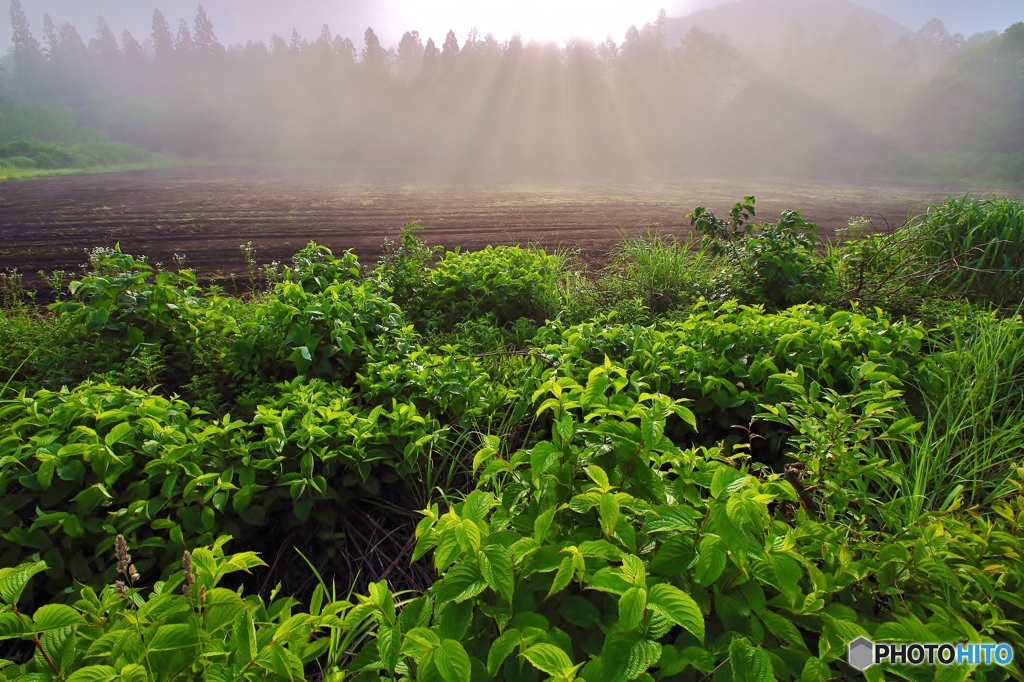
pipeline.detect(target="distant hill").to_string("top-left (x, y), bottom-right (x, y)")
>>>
top-left (664, 0), bottom-right (915, 49)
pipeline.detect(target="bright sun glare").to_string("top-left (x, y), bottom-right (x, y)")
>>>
top-left (381, 0), bottom-right (691, 45)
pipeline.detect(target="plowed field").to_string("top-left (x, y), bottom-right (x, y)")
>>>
top-left (0, 167), bottom-right (995, 280)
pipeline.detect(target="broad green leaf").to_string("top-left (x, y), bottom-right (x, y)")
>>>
top-left (434, 639), bottom-right (472, 682)
top-left (548, 556), bottom-right (575, 599)
top-left (66, 665), bottom-right (117, 682)
top-left (522, 643), bottom-right (575, 678)
top-left (647, 583), bottom-right (704, 643)
top-left (600, 493), bottom-right (621, 537)
top-left (729, 637), bottom-right (774, 682)
top-left (531, 441), bottom-right (560, 480)
top-left (618, 588), bottom-right (647, 631)
top-left (710, 467), bottom-right (746, 499)
top-left (31, 604), bottom-right (85, 632)
top-left (799, 657), bottom-right (831, 682)
top-left (695, 542), bottom-right (727, 587)
top-left (0, 561), bottom-right (47, 606)
top-left (147, 623), bottom-right (200, 652)
top-left (0, 612), bottom-right (24, 638)
top-left (255, 642), bottom-right (303, 681)
top-left (487, 629), bottom-right (521, 676)
top-left (479, 545), bottom-right (515, 603)
top-left (401, 627), bottom-right (440, 662)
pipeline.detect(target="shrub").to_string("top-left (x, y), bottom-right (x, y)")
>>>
top-left (690, 197), bottom-right (832, 308)
top-left (417, 246), bottom-right (562, 332)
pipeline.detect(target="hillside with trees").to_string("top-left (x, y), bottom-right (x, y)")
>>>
top-left (1, 0), bottom-right (1022, 181)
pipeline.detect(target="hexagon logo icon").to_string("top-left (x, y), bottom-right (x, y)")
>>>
top-left (848, 637), bottom-right (875, 671)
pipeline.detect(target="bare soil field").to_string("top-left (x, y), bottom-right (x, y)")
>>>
top-left (0, 167), bottom-right (1006, 281)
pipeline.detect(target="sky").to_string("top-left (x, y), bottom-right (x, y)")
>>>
top-left (3, 0), bottom-right (1021, 52)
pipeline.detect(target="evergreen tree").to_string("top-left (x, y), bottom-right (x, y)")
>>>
top-left (9, 0), bottom-right (43, 90)
top-left (41, 13), bottom-right (57, 59)
top-left (122, 30), bottom-right (145, 62)
top-left (423, 37), bottom-right (440, 72)
top-left (176, 18), bottom-right (194, 54)
top-left (193, 4), bottom-right (220, 56)
top-left (397, 30), bottom-right (424, 81)
top-left (151, 9), bottom-right (174, 61)
top-left (333, 35), bottom-right (356, 65)
top-left (441, 29), bottom-right (460, 65)
top-left (362, 27), bottom-right (387, 71)
top-left (90, 17), bottom-right (120, 59)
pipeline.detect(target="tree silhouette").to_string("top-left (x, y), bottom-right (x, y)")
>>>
top-left (9, 0), bottom-right (43, 92)
top-left (151, 9), bottom-right (174, 61)
top-left (194, 4), bottom-right (221, 56)
top-left (441, 29), bottom-right (460, 66)
top-left (175, 18), bottom-right (194, 54)
top-left (362, 27), bottom-right (388, 71)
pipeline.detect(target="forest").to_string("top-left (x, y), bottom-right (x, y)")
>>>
top-left (3, 0), bottom-right (1023, 181)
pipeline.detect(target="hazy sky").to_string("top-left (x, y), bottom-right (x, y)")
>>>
top-left (3, 0), bottom-right (1021, 52)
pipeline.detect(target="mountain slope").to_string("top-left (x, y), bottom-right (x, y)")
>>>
top-left (664, 0), bottom-right (914, 49)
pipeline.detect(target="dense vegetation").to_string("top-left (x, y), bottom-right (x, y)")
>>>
top-left (0, 88), bottom-right (150, 179)
top-left (0, 195), bottom-right (1023, 680)
top-left (5, 0), bottom-right (1023, 181)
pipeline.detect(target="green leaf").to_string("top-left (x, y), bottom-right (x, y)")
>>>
top-left (0, 612), bottom-right (24, 639)
top-left (103, 422), bottom-right (134, 448)
top-left (523, 643), bottom-right (576, 678)
top-left (434, 639), bottom-right (472, 682)
top-left (799, 657), bottom-right (831, 682)
top-left (531, 441), bottom-right (560, 480)
top-left (618, 588), bottom-right (647, 631)
top-left (147, 623), bottom-right (200, 652)
top-left (255, 642), bottom-right (303, 681)
top-left (0, 561), bottom-right (47, 606)
top-left (31, 604), bottom-right (85, 632)
top-left (66, 665), bottom-right (117, 682)
top-left (602, 634), bottom-right (662, 682)
top-left (710, 467), bottom-right (746, 499)
top-left (548, 556), bottom-right (575, 599)
top-left (647, 583), bottom-right (704, 643)
top-left (534, 505), bottom-right (555, 543)
top-left (770, 553), bottom-right (802, 606)
top-left (695, 541), bottom-right (727, 587)
top-left (729, 637), bottom-right (774, 682)
top-left (600, 493), bottom-right (621, 537)
top-left (479, 545), bottom-right (515, 604)
top-left (487, 629), bottom-right (521, 676)
top-left (401, 627), bottom-right (440, 662)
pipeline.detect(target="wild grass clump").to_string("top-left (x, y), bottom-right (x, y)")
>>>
top-left (884, 311), bottom-right (1024, 521)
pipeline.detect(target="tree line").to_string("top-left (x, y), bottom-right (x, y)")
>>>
top-left (5, 0), bottom-right (1022, 178)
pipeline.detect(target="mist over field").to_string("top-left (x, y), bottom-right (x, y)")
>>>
top-left (2, 0), bottom-right (1021, 183)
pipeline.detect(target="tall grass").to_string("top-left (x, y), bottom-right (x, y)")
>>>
top-left (886, 312), bottom-right (1024, 523)
top-left (910, 195), bottom-right (1024, 305)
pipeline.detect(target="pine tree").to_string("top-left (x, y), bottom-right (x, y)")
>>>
top-left (423, 37), bottom-right (440, 72)
top-left (441, 29), bottom-right (460, 66)
top-left (193, 4), bottom-right (220, 56)
top-left (122, 30), bottom-right (145, 62)
top-left (41, 13), bottom-right (57, 58)
top-left (362, 27), bottom-right (387, 71)
top-left (151, 9), bottom-right (173, 61)
top-left (91, 16), bottom-right (120, 59)
top-left (176, 18), bottom-right (194, 54)
top-left (9, 0), bottom-right (43, 89)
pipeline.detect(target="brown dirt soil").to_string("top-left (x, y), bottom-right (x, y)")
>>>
top-left (0, 167), bottom-right (1005, 281)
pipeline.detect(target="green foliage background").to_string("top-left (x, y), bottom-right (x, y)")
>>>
top-left (1, 196), bottom-right (1024, 681)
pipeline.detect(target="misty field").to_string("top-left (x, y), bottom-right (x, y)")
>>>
top-left (0, 167), bottom-right (991, 279)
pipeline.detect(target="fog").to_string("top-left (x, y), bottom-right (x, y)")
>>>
top-left (4, 0), bottom-right (1023, 181)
